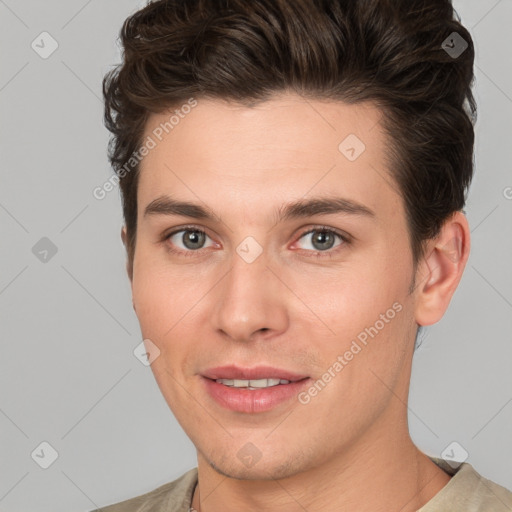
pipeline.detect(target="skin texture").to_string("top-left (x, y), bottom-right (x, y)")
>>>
top-left (122, 92), bottom-right (470, 512)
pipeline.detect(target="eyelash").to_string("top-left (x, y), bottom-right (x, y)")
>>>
top-left (161, 225), bottom-right (351, 259)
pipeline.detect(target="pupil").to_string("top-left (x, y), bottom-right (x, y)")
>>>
top-left (185, 230), bottom-right (204, 249)
top-left (314, 231), bottom-right (334, 250)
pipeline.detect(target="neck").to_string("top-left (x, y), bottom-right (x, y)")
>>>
top-left (191, 415), bottom-right (451, 512)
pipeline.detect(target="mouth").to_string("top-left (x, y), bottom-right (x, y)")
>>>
top-left (201, 365), bottom-right (311, 413)
top-left (214, 377), bottom-right (295, 390)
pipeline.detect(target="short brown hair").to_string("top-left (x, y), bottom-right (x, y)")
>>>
top-left (102, 0), bottom-right (476, 276)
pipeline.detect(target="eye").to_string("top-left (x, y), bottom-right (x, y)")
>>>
top-left (161, 225), bottom-right (350, 259)
top-left (294, 226), bottom-right (348, 257)
top-left (163, 226), bottom-right (216, 257)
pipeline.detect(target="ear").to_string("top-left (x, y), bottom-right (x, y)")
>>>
top-left (414, 212), bottom-right (470, 326)
top-left (121, 226), bottom-right (134, 285)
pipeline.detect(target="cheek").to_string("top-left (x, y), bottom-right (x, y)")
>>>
top-left (130, 258), bottom-right (185, 350)
top-left (292, 253), bottom-right (414, 383)
top-left (131, 268), bottom-right (191, 393)
top-left (132, 272), bottom-right (165, 335)
top-left (131, 259), bottom-right (207, 366)
top-left (292, 257), bottom-right (407, 329)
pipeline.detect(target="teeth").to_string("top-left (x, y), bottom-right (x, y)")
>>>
top-left (247, 378), bottom-right (280, 388)
top-left (216, 378), bottom-right (291, 388)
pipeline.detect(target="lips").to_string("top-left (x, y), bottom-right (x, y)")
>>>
top-left (201, 365), bottom-right (311, 413)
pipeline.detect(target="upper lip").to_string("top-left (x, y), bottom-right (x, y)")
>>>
top-left (202, 365), bottom-right (309, 382)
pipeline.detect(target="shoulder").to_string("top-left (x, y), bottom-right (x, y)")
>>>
top-left (89, 467), bottom-right (198, 512)
top-left (422, 457), bottom-right (512, 511)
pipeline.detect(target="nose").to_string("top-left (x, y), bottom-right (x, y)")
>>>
top-left (210, 248), bottom-right (289, 344)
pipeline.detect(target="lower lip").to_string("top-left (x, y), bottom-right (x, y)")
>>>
top-left (202, 377), bottom-right (311, 413)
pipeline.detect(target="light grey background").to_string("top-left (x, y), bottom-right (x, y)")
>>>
top-left (1, 1), bottom-right (511, 510)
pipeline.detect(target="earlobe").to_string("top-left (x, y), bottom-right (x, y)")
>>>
top-left (414, 212), bottom-right (470, 326)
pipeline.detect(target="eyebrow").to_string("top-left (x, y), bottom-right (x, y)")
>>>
top-left (143, 195), bottom-right (375, 223)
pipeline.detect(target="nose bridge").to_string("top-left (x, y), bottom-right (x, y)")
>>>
top-left (211, 240), bottom-right (287, 341)
top-left (229, 241), bottom-right (269, 294)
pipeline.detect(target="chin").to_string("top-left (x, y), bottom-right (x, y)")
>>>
top-left (202, 447), bottom-right (309, 481)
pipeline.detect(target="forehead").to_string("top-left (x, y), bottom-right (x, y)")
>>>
top-left (137, 93), bottom-right (403, 224)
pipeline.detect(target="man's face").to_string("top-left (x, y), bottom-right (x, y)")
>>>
top-left (130, 93), bottom-right (420, 479)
